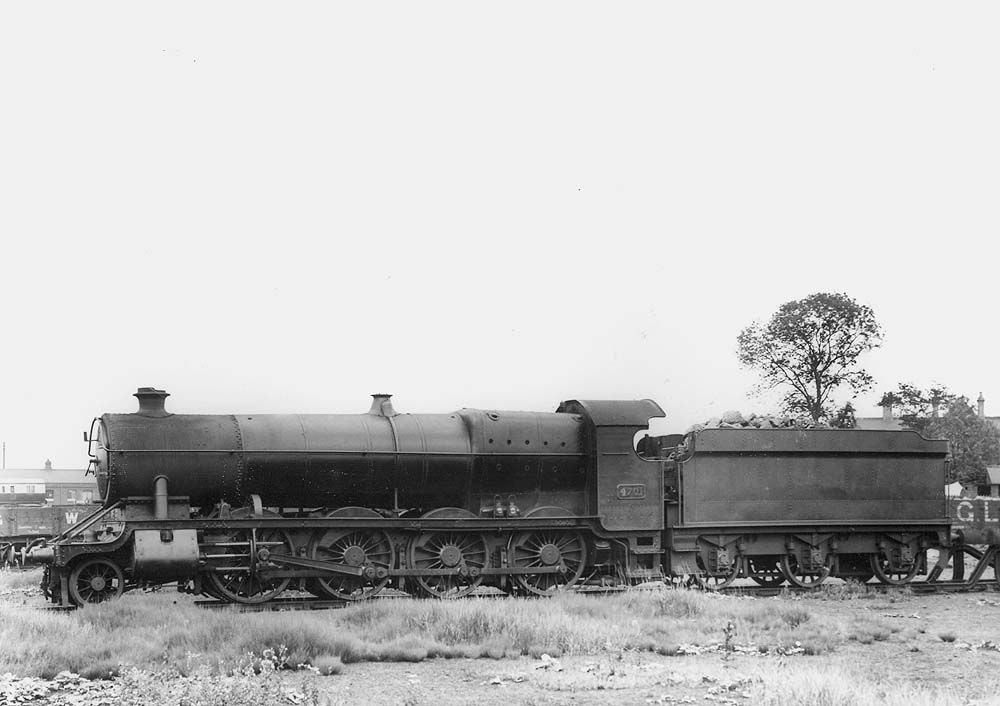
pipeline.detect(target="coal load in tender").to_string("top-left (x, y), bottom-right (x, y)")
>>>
top-left (685, 409), bottom-right (832, 434)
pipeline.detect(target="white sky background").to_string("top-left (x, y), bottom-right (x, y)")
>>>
top-left (1, 3), bottom-right (998, 468)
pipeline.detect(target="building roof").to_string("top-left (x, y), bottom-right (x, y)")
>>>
top-left (857, 392), bottom-right (1000, 434)
top-left (988, 467), bottom-right (1000, 485)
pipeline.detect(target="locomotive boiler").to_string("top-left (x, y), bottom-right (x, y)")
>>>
top-left (93, 389), bottom-right (595, 517)
top-left (33, 388), bottom-right (966, 606)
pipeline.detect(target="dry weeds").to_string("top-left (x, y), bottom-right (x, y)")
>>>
top-left (0, 579), bottom-right (894, 679)
top-left (4, 570), bottom-right (1000, 705)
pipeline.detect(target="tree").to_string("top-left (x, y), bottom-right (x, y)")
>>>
top-left (737, 292), bottom-right (883, 422)
top-left (880, 383), bottom-right (1000, 485)
top-left (830, 402), bottom-right (857, 429)
top-left (878, 383), bottom-right (953, 434)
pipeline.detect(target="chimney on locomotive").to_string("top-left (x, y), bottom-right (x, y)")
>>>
top-left (134, 387), bottom-right (171, 417)
top-left (368, 393), bottom-right (397, 417)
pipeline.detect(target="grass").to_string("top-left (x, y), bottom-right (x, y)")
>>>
top-left (0, 567), bottom-right (44, 591)
top-left (0, 575), bottom-right (891, 679)
top-left (2, 570), bottom-right (992, 706)
top-left (535, 659), bottom-right (996, 706)
top-left (69, 660), bottom-right (332, 706)
top-left (12, 658), bottom-right (985, 706)
top-left (740, 662), bottom-right (995, 706)
top-left (799, 581), bottom-right (905, 601)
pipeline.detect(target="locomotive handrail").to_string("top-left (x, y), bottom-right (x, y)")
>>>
top-left (83, 514), bottom-right (601, 531)
top-left (673, 519), bottom-right (951, 527)
top-left (84, 418), bottom-right (102, 476)
top-left (85, 418), bottom-right (100, 460)
top-left (103, 448), bottom-right (583, 457)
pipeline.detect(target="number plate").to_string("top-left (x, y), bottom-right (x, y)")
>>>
top-left (616, 483), bottom-right (646, 500)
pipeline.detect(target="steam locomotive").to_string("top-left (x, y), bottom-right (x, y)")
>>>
top-left (32, 388), bottom-right (963, 606)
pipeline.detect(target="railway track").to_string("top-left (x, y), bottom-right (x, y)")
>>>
top-left (718, 580), bottom-right (1000, 598)
top-left (33, 543), bottom-right (1000, 611)
top-left (186, 577), bottom-right (1000, 612)
top-left (194, 596), bottom-right (352, 611)
top-left (33, 578), bottom-right (999, 612)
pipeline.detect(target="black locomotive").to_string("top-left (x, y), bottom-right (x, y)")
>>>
top-left (33, 388), bottom-right (959, 605)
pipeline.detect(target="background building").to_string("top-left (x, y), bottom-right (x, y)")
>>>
top-left (0, 460), bottom-right (97, 505)
top-left (856, 393), bottom-right (1000, 433)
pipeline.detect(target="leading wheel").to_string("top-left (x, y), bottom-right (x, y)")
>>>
top-left (780, 553), bottom-right (831, 588)
top-left (508, 530), bottom-right (587, 595)
top-left (69, 558), bottom-right (124, 605)
top-left (870, 551), bottom-right (923, 586)
top-left (308, 507), bottom-right (393, 601)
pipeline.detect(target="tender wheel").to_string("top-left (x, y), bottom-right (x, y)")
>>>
top-left (508, 530), bottom-right (587, 595)
top-left (780, 553), bottom-right (831, 588)
top-left (870, 550), bottom-right (923, 586)
top-left (694, 554), bottom-right (743, 590)
top-left (203, 510), bottom-right (294, 604)
top-left (746, 556), bottom-right (785, 587)
top-left (69, 558), bottom-right (124, 605)
top-left (407, 509), bottom-right (487, 599)
top-left (309, 507), bottom-right (393, 601)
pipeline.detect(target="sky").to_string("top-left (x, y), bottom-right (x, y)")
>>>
top-left (1, 2), bottom-right (998, 469)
